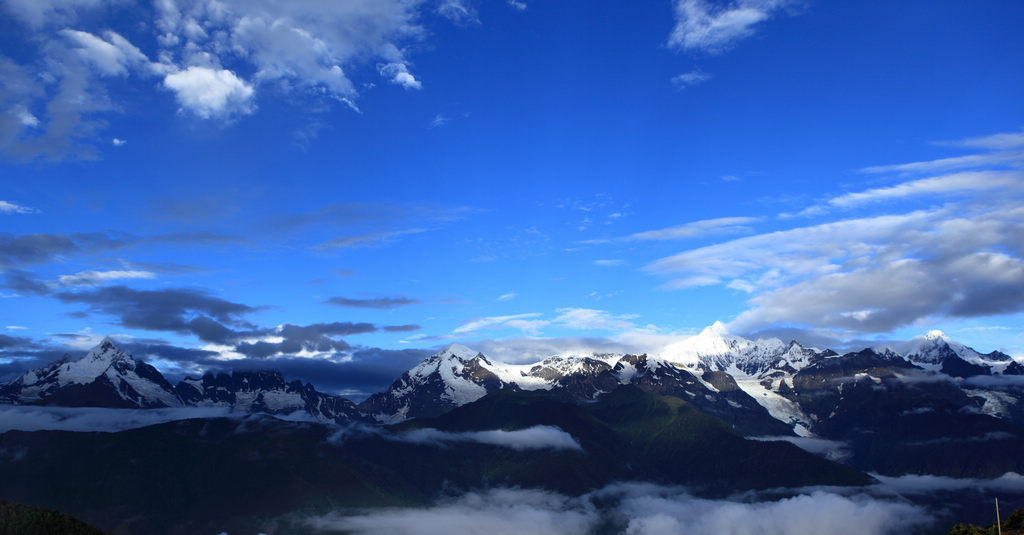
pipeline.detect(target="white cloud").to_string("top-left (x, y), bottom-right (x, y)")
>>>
top-left (647, 200), bottom-right (1024, 333)
top-left (304, 484), bottom-right (930, 535)
top-left (454, 313), bottom-right (549, 334)
top-left (507, 0), bottom-right (527, 11)
top-left (628, 216), bottom-right (759, 241)
top-left (497, 292), bottom-right (517, 302)
top-left (0, 200), bottom-right (38, 214)
top-left (613, 487), bottom-right (925, 535)
top-left (552, 308), bottom-right (637, 331)
top-left (671, 70), bottom-right (711, 89)
top-left (437, 0), bottom-right (479, 25)
top-left (56, 269), bottom-right (155, 287)
top-left (378, 62), bottom-right (422, 90)
top-left (4, 0), bottom-right (436, 143)
top-left (860, 150), bottom-right (1024, 175)
top-left (394, 425), bottom-right (583, 451)
top-left (827, 170), bottom-right (1024, 209)
top-left (940, 128), bottom-right (1024, 151)
top-left (162, 66), bottom-right (255, 118)
top-left (315, 228), bottom-right (429, 249)
top-left (749, 436), bottom-right (851, 462)
top-left (61, 29), bottom-right (150, 77)
top-left (432, 113), bottom-right (450, 127)
top-left (873, 472), bottom-right (1024, 494)
top-left (594, 259), bottom-right (625, 267)
top-left (668, 0), bottom-right (792, 53)
top-left (0, 405), bottom-right (233, 433)
top-left (11, 105), bottom-right (39, 127)
top-left (2, 0), bottom-right (108, 29)
top-left (469, 336), bottom-right (642, 364)
top-left (111, 137), bottom-right (126, 146)
top-left (306, 488), bottom-right (598, 535)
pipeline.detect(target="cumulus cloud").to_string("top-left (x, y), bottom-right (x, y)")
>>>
top-left (668, 0), bottom-right (793, 53)
top-left (61, 29), bottom-right (150, 77)
top-left (378, 62), bottom-right (422, 90)
top-left (2, 0), bottom-right (112, 28)
top-left (0, 405), bottom-right (233, 433)
top-left (2, 0), bottom-right (438, 157)
top-left (393, 425), bottom-right (583, 451)
top-left (162, 66), bottom-right (255, 119)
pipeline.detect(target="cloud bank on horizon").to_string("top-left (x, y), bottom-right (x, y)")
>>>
top-left (1, 0), bottom-right (1023, 396)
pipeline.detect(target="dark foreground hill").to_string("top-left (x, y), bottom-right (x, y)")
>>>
top-left (0, 500), bottom-right (107, 535)
top-left (0, 386), bottom-right (869, 535)
top-left (948, 508), bottom-right (1024, 535)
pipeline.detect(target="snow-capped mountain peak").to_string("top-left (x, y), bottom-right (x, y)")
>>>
top-left (0, 338), bottom-right (182, 408)
top-left (437, 343), bottom-right (480, 360)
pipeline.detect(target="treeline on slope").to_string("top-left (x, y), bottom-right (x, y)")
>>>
top-left (0, 499), bottom-right (108, 535)
top-left (949, 508), bottom-right (1024, 535)
top-left (0, 386), bottom-right (868, 535)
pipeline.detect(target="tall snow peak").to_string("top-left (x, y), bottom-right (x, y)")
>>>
top-left (438, 343), bottom-right (479, 360)
top-left (702, 321), bottom-right (730, 337)
top-left (84, 336), bottom-right (130, 362)
top-left (902, 330), bottom-right (977, 365)
top-left (924, 330), bottom-right (948, 341)
top-left (0, 336), bottom-right (182, 408)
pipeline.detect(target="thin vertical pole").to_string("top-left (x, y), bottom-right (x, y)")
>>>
top-left (996, 497), bottom-right (1002, 535)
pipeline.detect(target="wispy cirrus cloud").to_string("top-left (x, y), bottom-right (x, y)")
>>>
top-left (650, 204), bottom-right (1024, 332)
top-left (55, 269), bottom-right (156, 287)
top-left (314, 228), bottom-right (429, 249)
top-left (645, 131), bottom-right (1024, 335)
top-left (324, 296), bottom-right (420, 309)
top-left (860, 150), bottom-right (1024, 175)
top-left (671, 70), bottom-right (712, 89)
top-left (0, 201), bottom-right (38, 214)
top-left (454, 313), bottom-right (549, 334)
top-left (627, 216), bottom-right (760, 241)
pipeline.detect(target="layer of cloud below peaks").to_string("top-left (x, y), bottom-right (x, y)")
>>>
top-left (0, 405), bottom-right (234, 433)
top-left (381, 425), bottom-right (583, 451)
top-left (304, 484), bottom-right (931, 535)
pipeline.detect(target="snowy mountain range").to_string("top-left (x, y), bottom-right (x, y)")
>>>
top-left (2, 326), bottom-right (1022, 441)
top-left (0, 337), bottom-right (360, 423)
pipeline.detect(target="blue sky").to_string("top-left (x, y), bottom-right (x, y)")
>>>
top-left (2, 0), bottom-right (1023, 397)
